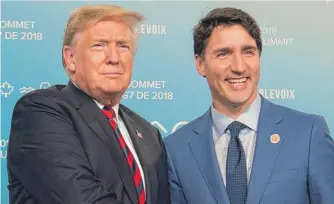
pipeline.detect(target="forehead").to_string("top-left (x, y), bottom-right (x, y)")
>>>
top-left (83, 20), bottom-right (133, 40)
top-left (207, 24), bottom-right (256, 48)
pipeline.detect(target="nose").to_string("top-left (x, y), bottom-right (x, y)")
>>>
top-left (105, 44), bottom-right (120, 65)
top-left (230, 53), bottom-right (246, 74)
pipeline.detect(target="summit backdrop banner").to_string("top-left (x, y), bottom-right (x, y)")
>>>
top-left (1, 1), bottom-right (334, 203)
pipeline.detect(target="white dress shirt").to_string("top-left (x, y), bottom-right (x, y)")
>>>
top-left (211, 94), bottom-right (261, 185)
top-left (94, 100), bottom-right (146, 191)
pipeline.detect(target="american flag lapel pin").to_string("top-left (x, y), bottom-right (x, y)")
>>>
top-left (136, 130), bottom-right (143, 139)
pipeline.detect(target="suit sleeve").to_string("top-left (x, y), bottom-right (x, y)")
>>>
top-left (165, 145), bottom-right (187, 204)
top-left (308, 115), bottom-right (334, 204)
top-left (7, 93), bottom-right (121, 204)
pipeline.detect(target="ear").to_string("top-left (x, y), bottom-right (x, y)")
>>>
top-left (195, 54), bottom-right (206, 78)
top-left (63, 45), bottom-right (76, 73)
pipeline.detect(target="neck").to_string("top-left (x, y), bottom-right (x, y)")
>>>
top-left (213, 91), bottom-right (258, 119)
top-left (93, 93), bottom-right (122, 107)
top-left (71, 79), bottom-right (122, 107)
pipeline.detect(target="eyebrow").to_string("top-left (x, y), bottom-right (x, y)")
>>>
top-left (92, 39), bottom-right (109, 44)
top-left (212, 47), bottom-right (231, 54)
top-left (116, 39), bottom-right (132, 44)
top-left (212, 45), bottom-right (257, 54)
top-left (92, 38), bottom-right (133, 44)
top-left (242, 45), bottom-right (257, 51)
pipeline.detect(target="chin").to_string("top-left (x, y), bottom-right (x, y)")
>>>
top-left (104, 89), bottom-right (124, 95)
top-left (229, 100), bottom-right (247, 107)
top-left (228, 95), bottom-right (252, 106)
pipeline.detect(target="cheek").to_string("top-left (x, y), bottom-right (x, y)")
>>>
top-left (247, 58), bottom-right (260, 74)
top-left (207, 62), bottom-right (229, 80)
top-left (87, 54), bottom-right (107, 78)
top-left (90, 52), bottom-right (107, 66)
top-left (252, 66), bottom-right (260, 80)
top-left (76, 51), bottom-right (102, 71)
top-left (121, 54), bottom-right (134, 73)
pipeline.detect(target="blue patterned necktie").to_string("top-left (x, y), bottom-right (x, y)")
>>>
top-left (226, 121), bottom-right (248, 204)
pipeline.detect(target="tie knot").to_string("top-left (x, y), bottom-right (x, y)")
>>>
top-left (102, 106), bottom-right (116, 120)
top-left (227, 121), bottom-right (247, 138)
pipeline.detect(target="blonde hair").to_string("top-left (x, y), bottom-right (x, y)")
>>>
top-left (62, 4), bottom-right (144, 68)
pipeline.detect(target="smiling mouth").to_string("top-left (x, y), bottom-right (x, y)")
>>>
top-left (226, 77), bottom-right (248, 84)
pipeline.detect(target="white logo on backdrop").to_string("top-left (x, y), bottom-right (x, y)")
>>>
top-left (151, 121), bottom-right (189, 135)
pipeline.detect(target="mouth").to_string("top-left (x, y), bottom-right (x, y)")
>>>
top-left (225, 77), bottom-right (249, 89)
top-left (101, 72), bottom-right (122, 77)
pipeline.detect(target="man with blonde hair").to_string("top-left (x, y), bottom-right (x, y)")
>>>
top-left (7, 4), bottom-right (170, 204)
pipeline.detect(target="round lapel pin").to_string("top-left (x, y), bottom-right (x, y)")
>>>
top-left (270, 134), bottom-right (280, 144)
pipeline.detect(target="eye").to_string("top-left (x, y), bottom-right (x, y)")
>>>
top-left (244, 49), bottom-right (255, 56)
top-left (217, 52), bottom-right (229, 58)
top-left (91, 43), bottom-right (105, 51)
top-left (119, 44), bottom-right (131, 52)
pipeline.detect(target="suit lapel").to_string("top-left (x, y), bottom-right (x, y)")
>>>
top-left (63, 82), bottom-right (138, 204)
top-left (120, 107), bottom-right (153, 204)
top-left (188, 110), bottom-right (230, 204)
top-left (246, 97), bottom-right (285, 204)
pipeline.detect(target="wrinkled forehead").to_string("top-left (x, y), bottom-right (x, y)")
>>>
top-left (74, 20), bottom-right (136, 45)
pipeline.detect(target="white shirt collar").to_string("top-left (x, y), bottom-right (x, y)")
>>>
top-left (211, 93), bottom-right (262, 137)
top-left (94, 100), bottom-right (120, 122)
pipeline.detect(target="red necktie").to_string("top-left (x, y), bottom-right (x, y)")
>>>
top-left (102, 107), bottom-right (145, 204)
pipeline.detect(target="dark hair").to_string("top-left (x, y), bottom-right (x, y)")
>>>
top-left (193, 7), bottom-right (262, 58)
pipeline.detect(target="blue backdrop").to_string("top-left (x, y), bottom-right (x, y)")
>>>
top-left (1, 1), bottom-right (334, 203)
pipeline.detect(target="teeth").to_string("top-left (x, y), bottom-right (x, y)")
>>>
top-left (227, 78), bottom-right (247, 83)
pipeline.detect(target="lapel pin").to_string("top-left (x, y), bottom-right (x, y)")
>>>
top-left (136, 130), bottom-right (143, 139)
top-left (270, 134), bottom-right (280, 144)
